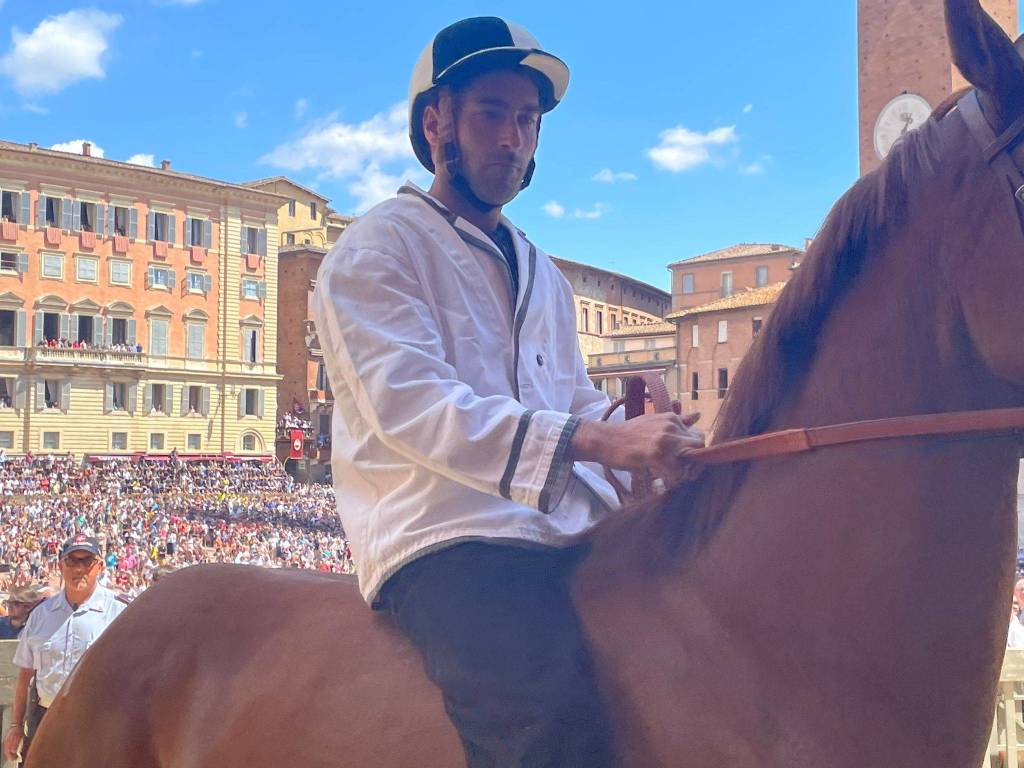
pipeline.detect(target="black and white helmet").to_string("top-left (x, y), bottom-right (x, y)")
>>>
top-left (408, 16), bottom-right (570, 173)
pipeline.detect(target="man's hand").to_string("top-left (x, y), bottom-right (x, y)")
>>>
top-left (570, 412), bottom-right (705, 485)
top-left (4, 723), bottom-right (23, 762)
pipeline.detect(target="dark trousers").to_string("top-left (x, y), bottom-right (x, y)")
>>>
top-left (20, 698), bottom-right (46, 768)
top-left (378, 542), bottom-right (617, 768)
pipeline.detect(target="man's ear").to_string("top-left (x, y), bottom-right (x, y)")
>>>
top-left (422, 102), bottom-right (442, 149)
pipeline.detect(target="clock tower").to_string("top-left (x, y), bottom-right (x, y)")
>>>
top-left (858, 0), bottom-right (1019, 175)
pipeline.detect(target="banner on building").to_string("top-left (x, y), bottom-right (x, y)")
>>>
top-left (289, 429), bottom-right (304, 460)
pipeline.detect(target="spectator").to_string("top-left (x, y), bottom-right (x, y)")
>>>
top-left (0, 585), bottom-right (50, 640)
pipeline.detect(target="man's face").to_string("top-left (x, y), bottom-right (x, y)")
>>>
top-left (59, 551), bottom-right (102, 593)
top-left (1014, 579), bottom-right (1024, 605)
top-left (449, 69), bottom-right (541, 207)
top-left (5, 601), bottom-right (30, 624)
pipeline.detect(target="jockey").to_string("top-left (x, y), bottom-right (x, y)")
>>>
top-left (313, 16), bottom-right (704, 766)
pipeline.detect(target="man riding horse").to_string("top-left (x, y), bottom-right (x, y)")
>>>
top-left (311, 16), bottom-right (705, 766)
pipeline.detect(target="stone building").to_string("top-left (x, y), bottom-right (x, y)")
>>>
top-left (668, 243), bottom-right (800, 313)
top-left (0, 140), bottom-right (283, 456)
top-left (242, 176), bottom-right (353, 249)
top-left (587, 322), bottom-right (676, 400)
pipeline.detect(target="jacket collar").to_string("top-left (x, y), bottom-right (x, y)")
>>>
top-left (49, 585), bottom-right (107, 613)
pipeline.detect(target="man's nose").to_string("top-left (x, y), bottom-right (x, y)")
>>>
top-left (497, 116), bottom-right (526, 151)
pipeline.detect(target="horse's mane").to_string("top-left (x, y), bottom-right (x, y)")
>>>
top-left (590, 105), bottom-right (951, 575)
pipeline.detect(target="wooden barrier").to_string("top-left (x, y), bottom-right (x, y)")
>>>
top-left (984, 648), bottom-right (1024, 768)
top-left (0, 639), bottom-right (19, 767)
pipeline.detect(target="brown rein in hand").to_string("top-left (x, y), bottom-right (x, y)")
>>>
top-left (602, 373), bottom-right (1024, 501)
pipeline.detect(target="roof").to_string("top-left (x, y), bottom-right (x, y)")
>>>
top-left (669, 243), bottom-right (801, 268)
top-left (606, 321), bottom-right (676, 338)
top-left (0, 140), bottom-right (289, 204)
top-left (241, 176), bottom-right (330, 203)
top-left (549, 256), bottom-right (670, 301)
top-left (665, 283), bottom-right (786, 320)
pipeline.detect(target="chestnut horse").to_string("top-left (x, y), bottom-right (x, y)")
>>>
top-left (26, 1), bottom-right (1024, 765)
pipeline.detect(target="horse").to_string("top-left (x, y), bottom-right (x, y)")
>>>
top-left (25, 0), bottom-right (1024, 765)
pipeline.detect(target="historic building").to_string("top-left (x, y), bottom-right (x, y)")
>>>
top-left (587, 322), bottom-right (676, 400)
top-left (857, 0), bottom-right (1018, 175)
top-left (275, 244), bottom-right (332, 480)
top-left (242, 176), bottom-right (353, 249)
top-left (668, 283), bottom-right (785, 429)
top-left (668, 243), bottom-right (801, 313)
top-left (550, 256), bottom-right (670, 359)
top-left (0, 140), bottom-right (283, 456)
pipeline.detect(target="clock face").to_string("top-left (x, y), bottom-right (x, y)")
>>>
top-left (873, 93), bottom-right (933, 160)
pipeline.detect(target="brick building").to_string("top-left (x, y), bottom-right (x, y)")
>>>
top-left (668, 243), bottom-right (801, 313)
top-left (857, 0), bottom-right (1017, 175)
top-left (668, 283), bottom-right (785, 430)
top-left (0, 140), bottom-right (283, 456)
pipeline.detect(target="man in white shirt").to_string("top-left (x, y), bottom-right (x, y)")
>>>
top-left (4, 535), bottom-right (127, 764)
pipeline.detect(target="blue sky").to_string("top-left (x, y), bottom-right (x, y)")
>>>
top-left (0, 1), bottom-right (1019, 289)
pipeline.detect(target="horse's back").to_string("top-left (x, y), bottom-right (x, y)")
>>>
top-left (27, 564), bottom-right (462, 768)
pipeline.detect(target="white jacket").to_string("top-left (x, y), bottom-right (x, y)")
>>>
top-left (313, 184), bottom-right (620, 603)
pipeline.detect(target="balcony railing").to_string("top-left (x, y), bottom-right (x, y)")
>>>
top-left (0, 346), bottom-right (277, 377)
top-left (30, 346), bottom-right (146, 367)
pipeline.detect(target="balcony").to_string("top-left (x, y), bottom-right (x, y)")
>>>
top-left (113, 235), bottom-right (130, 253)
top-left (29, 346), bottom-right (147, 369)
top-left (587, 347), bottom-right (677, 374)
top-left (0, 221), bottom-right (16, 241)
top-left (153, 241), bottom-right (169, 259)
top-left (79, 230), bottom-right (97, 250)
top-left (190, 246), bottom-right (206, 265)
top-left (44, 227), bottom-right (62, 247)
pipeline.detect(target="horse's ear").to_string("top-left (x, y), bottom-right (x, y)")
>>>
top-left (945, 0), bottom-right (1024, 114)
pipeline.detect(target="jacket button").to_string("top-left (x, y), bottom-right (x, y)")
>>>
top-left (536, 354), bottom-right (544, 366)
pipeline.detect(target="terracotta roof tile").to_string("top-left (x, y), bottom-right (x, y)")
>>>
top-left (665, 283), bottom-right (786, 320)
top-left (606, 321), bottom-right (677, 338)
top-left (669, 243), bottom-right (801, 267)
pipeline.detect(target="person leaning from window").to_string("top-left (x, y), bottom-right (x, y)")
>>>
top-left (3, 536), bottom-right (128, 766)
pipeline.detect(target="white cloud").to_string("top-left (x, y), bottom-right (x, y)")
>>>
top-left (572, 203), bottom-right (608, 220)
top-left (126, 153), bottom-right (155, 167)
top-left (740, 162), bottom-right (764, 175)
top-left (543, 201), bottom-right (565, 218)
top-left (234, 111), bottom-right (248, 129)
top-left (592, 168), bottom-right (637, 183)
top-left (0, 10), bottom-right (122, 96)
top-left (743, 104), bottom-right (754, 114)
top-left (348, 162), bottom-right (421, 214)
top-left (50, 139), bottom-right (105, 158)
top-left (647, 125), bottom-right (738, 173)
top-left (294, 98), bottom-right (308, 119)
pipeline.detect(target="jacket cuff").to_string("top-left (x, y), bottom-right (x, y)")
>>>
top-left (538, 415), bottom-right (582, 513)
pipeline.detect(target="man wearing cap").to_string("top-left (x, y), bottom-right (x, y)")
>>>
top-left (3, 535), bottom-right (127, 764)
top-left (0, 585), bottom-right (50, 639)
top-left (314, 15), bottom-right (703, 766)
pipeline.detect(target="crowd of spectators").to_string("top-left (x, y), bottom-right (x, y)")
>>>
top-left (36, 338), bottom-right (143, 354)
top-left (0, 453), bottom-right (351, 598)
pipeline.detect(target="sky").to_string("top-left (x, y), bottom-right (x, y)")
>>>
top-left (0, 1), bottom-right (1020, 289)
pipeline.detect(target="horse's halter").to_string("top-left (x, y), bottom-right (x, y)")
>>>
top-left (956, 89), bottom-right (1024, 222)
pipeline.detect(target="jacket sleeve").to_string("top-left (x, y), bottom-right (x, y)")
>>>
top-left (313, 243), bottom-right (581, 514)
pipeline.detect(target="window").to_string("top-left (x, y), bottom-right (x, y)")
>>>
top-left (187, 323), bottom-right (204, 360)
top-left (319, 413), bottom-right (330, 435)
top-left (691, 324), bottom-right (699, 348)
top-left (717, 320), bottom-right (728, 343)
top-left (111, 382), bottom-right (128, 411)
top-left (244, 226), bottom-right (259, 255)
top-left (288, 199), bottom-right (296, 217)
top-left (150, 433), bottom-right (165, 451)
top-left (76, 256), bottom-right (97, 282)
top-left (75, 315), bottom-right (94, 344)
top-left (113, 206), bottom-right (131, 237)
top-left (187, 385), bottom-right (203, 414)
top-left (1, 191), bottom-right (17, 222)
top-left (243, 328), bottom-right (259, 363)
top-left (612, 340), bottom-right (625, 353)
top-left (720, 271), bottom-right (733, 298)
top-left (189, 218), bottom-right (204, 246)
top-left (110, 260), bottom-right (131, 286)
top-left (0, 310), bottom-right (16, 346)
top-left (0, 377), bottom-right (10, 407)
top-left (42, 432), bottom-right (60, 450)
top-left (644, 338), bottom-right (657, 351)
top-left (187, 271), bottom-right (212, 294)
top-left (150, 384), bottom-right (166, 414)
top-left (142, 318), bottom-right (164, 357)
top-left (77, 201), bottom-right (97, 233)
top-left (755, 265), bottom-right (769, 287)
top-left (610, 314), bottom-right (618, 331)
top-left (682, 273), bottom-right (695, 294)
top-left (241, 279), bottom-right (263, 300)
top-left (285, 233), bottom-right (295, 245)
top-left (111, 432), bottom-right (128, 450)
top-left (41, 312), bottom-right (60, 342)
top-left (717, 368), bottom-right (729, 399)
top-left (42, 253), bottom-right (63, 279)
top-left (0, 252), bottom-right (18, 272)
top-left (43, 379), bottom-right (62, 409)
top-left (691, 372), bottom-right (699, 401)
top-left (309, 201), bottom-right (317, 220)
top-left (187, 433), bottom-right (201, 450)
top-left (147, 266), bottom-right (173, 289)
top-left (752, 317), bottom-right (763, 336)
top-left (596, 311), bottom-right (603, 336)
top-left (242, 434), bottom-right (256, 451)
top-left (244, 388), bottom-right (259, 416)
top-left (0, 431), bottom-right (12, 449)
top-left (44, 197), bottom-right (61, 227)
top-left (111, 317), bottom-right (128, 346)
top-left (151, 212), bottom-right (170, 242)
top-left (581, 307), bottom-right (589, 333)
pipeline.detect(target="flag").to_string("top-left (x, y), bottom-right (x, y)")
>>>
top-left (289, 429), bottom-right (304, 460)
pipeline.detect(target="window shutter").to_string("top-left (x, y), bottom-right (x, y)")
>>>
top-left (203, 219), bottom-right (212, 248)
top-left (257, 282), bottom-right (267, 300)
top-left (36, 197), bottom-right (45, 228)
top-left (257, 390), bottom-right (264, 419)
top-left (104, 383), bottom-right (112, 413)
top-left (127, 384), bottom-right (137, 414)
top-left (15, 309), bottom-right (25, 347)
top-left (203, 274), bottom-right (212, 293)
top-left (61, 381), bottom-right (70, 413)
top-left (71, 200), bottom-right (81, 233)
top-left (59, 313), bottom-right (70, 340)
top-left (35, 380), bottom-right (44, 410)
top-left (104, 318), bottom-right (112, 348)
top-left (316, 362), bottom-right (327, 391)
top-left (147, 212), bottom-right (155, 242)
top-left (62, 199), bottom-right (73, 231)
top-left (70, 314), bottom-right (79, 341)
top-left (184, 217), bottom-right (192, 246)
top-left (19, 193), bottom-right (29, 227)
top-left (168, 214), bottom-right (176, 245)
top-left (97, 205), bottom-right (106, 238)
top-left (180, 386), bottom-right (188, 416)
top-left (127, 318), bottom-right (137, 346)
top-left (164, 384), bottom-right (174, 415)
top-left (146, 267), bottom-right (154, 290)
top-left (201, 387), bottom-right (210, 416)
top-left (14, 379), bottom-right (26, 410)
top-left (106, 204), bottom-right (114, 237)
top-left (16, 252), bottom-right (28, 274)
top-left (167, 270), bottom-right (176, 291)
top-left (129, 207), bottom-right (138, 239)
top-left (143, 384), bottom-right (152, 413)
top-left (257, 228), bottom-right (267, 257)
top-left (237, 391), bottom-right (245, 418)
top-left (33, 311), bottom-right (43, 345)
top-left (92, 317), bottom-right (102, 347)
top-left (240, 227), bottom-right (249, 255)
